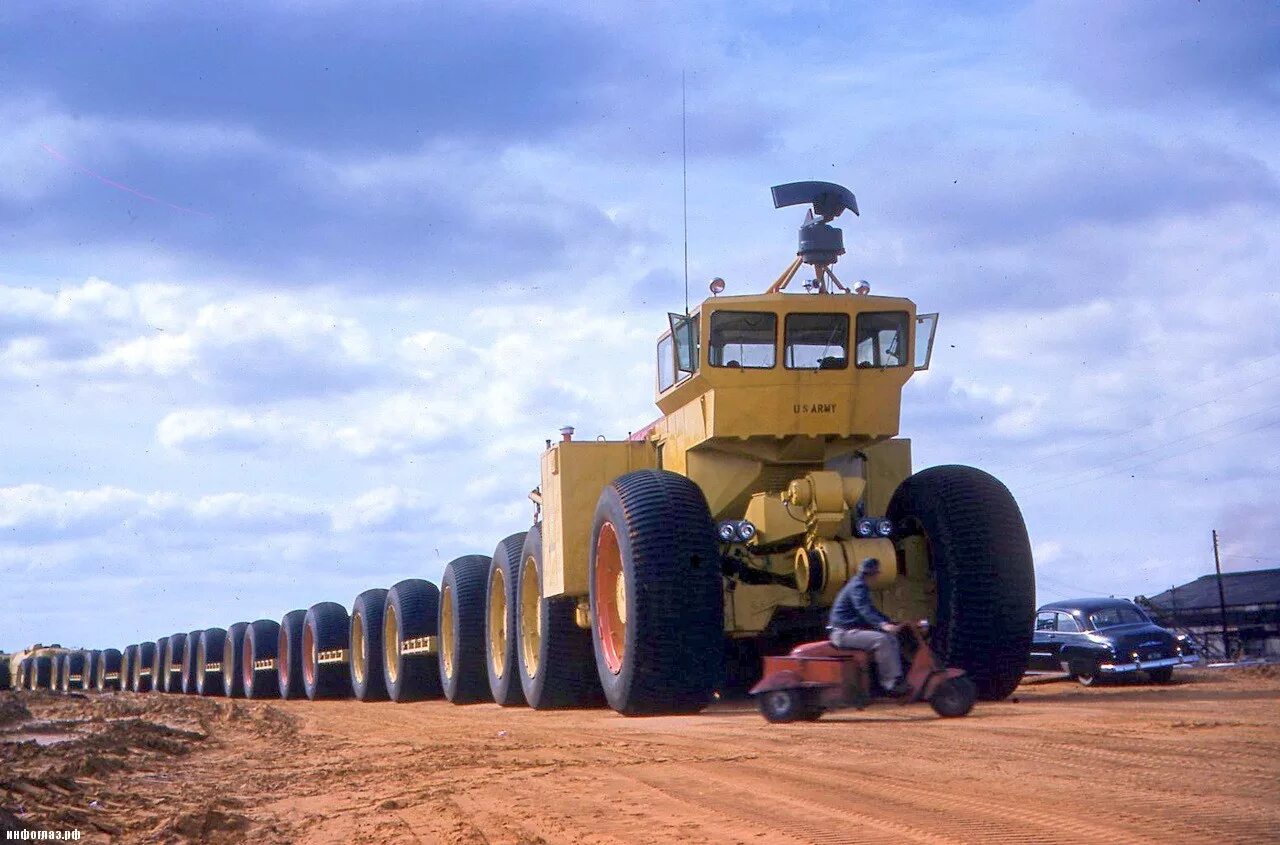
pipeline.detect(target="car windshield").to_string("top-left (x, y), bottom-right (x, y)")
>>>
top-left (1087, 605), bottom-right (1148, 630)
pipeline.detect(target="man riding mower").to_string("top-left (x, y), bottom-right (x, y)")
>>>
top-left (750, 558), bottom-right (978, 722)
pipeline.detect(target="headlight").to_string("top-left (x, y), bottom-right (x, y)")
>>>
top-left (855, 518), bottom-right (876, 538)
top-left (717, 521), bottom-right (737, 542)
top-left (876, 518), bottom-right (893, 537)
top-left (736, 520), bottom-right (757, 542)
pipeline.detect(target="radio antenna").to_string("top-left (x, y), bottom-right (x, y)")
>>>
top-left (682, 70), bottom-right (689, 315)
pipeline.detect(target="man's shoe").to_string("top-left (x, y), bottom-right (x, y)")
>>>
top-left (884, 679), bottom-right (912, 698)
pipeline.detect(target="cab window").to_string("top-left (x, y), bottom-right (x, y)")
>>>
top-left (1056, 613), bottom-right (1081, 633)
top-left (657, 333), bottom-right (676, 392)
top-left (785, 313), bottom-right (849, 370)
top-left (710, 311), bottom-right (776, 368)
top-left (1035, 611), bottom-right (1057, 632)
top-left (855, 311), bottom-right (908, 368)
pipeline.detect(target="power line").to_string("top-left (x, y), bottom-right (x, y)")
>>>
top-left (1019, 400), bottom-right (1280, 497)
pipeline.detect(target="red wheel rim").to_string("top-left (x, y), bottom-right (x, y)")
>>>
top-left (595, 521), bottom-right (626, 675)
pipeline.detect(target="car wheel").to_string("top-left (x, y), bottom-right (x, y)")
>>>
top-left (1071, 659), bottom-right (1101, 686)
top-left (1147, 667), bottom-right (1174, 684)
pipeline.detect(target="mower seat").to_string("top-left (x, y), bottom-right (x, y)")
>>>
top-left (791, 641), bottom-right (868, 662)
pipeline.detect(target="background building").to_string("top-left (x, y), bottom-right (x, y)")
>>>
top-left (1139, 568), bottom-right (1280, 660)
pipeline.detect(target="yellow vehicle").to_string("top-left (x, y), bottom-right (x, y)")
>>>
top-left (439, 181), bottom-right (1036, 716)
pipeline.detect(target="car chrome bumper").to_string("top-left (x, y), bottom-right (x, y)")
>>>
top-left (1098, 655), bottom-right (1200, 674)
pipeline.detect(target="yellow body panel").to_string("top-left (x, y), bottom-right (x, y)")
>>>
top-left (540, 441), bottom-right (657, 599)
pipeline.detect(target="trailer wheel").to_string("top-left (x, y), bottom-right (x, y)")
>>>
top-left (180, 631), bottom-right (202, 694)
top-left (350, 589), bottom-right (390, 702)
top-left (383, 580), bottom-right (442, 702)
top-left (590, 470), bottom-right (723, 716)
top-left (162, 634), bottom-right (186, 693)
top-left (888, 465), bottom-right (1035, 702)
top-left (277, 610), bottom-right (307, 699)
top-left (135, 642), bottom-right (156, 692)
top-left (97, 649), bottom-right (122, 691)
top-left (487, 533), bottom-right (528, 707)
top-left (304, 602), bottom-right (351, 700)
top-left (196, 629), bottom-right (227, 697)
top-left (439, 555), bottom-right (492, 704)
top-left (221, 624), bottom-right (248, 698)
top-left (516, 526), bottom-right (604, 709)
top-left (243, 619), bottom-right (281, 699)
top-left (929, 675), bottom-right (977, 718)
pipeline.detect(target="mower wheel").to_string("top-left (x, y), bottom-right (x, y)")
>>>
top-left (758, 688), bottom-right (820, 723)
top-left (929, 676), bottom-right (977, 718)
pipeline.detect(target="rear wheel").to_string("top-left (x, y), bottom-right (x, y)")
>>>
top-left (757, 689), bottom-right (813, 723)
top-left (243, 619), bottom-right (282, 699)
top-left (383, 580), bottom-right (441, 702)
top-left (277, 610), bottom-right (307, 699)
top-left (589, 470), bottom-right (723, 716)
top-left (223, 623), bottom-right (248, 698)
top-left (304, 602), bottom-right (351, 700)
top-left (350, 589), bottom-right (390, 702)
top-left (196, 629), bottom-right (227, 697)
top-left (487, 533), bottom-right (528, 707)
top-left (97, 649), bottom-right (122, 691)
top-left (1147, 667), bottom-right (1174, 684)
top-left (888, 465), bottom-right (1035, 702)
top-left (439, 555), bottom-right (492, 704)
top-left (929, 675), bottom-right (977, 717)
top-left (517, 526), bottom-right (604, 709)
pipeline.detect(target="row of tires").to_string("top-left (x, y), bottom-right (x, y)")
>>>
top-left (12, 526), bottom-right (615, 708)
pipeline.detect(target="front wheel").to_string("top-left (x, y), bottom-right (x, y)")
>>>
top-left (888, 465), bottom-right (1035, 701)
top-left (929, 676), bottom-right (977, 717)
top-left (589, 470), bottom-right (722, 716)
top-left (757, 689), bottom-right (820, 723)
top-left (1147, 667), bottom-right (1174, 684)
top-left (1070, 659), bottom-right (1102, 686)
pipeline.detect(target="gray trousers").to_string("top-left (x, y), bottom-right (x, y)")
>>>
top-left (829, 628), bottom-right (902, 690)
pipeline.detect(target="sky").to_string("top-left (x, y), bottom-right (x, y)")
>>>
top-left (2, 1), bottom-right (1278, 651)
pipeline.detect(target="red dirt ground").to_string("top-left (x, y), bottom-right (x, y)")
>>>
top-left (2, 668), bottom-right (1278, 844)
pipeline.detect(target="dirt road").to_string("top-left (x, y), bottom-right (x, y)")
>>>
top-left (3, 669), bottom-right (1278, 844)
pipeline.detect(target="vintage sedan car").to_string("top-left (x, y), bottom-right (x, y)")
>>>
top-left (1028, 598), bottom-right (1200, 685)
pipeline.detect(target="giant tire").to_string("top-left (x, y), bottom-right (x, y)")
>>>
top-left (277, 610), bottom-right (307, 700)
top-left (196, 629), bottom-right (227, 697)
top-left (242, 619), bottom-right (281, 699)
top-left (0, 659), bottom-right (10, 691)
top-left (350, 589), bottom-right (390, 702)
top-left (83, 651), bottom-right (100, 692)
top-left (486, 533), bottom-right (528, 707)
top-left (151, 637), bottom-right (169, 694)
top-left (589, 470), bottom-right (723, 716)
top-left (439, 555), bottom-right (493, 704)
top-left (135, 642), bottom-right (156, 692)
top-left (516, 526), bottom-right (604, 709)
top-left (888, 464), bottom-right (1035, 702)
top-left (223, 622), bottom-right (249, 698)
top-left (181, 630), bottom-right (203, 694)
top-left (162, 634), bottom-right (187, 693)
top-left (16, 658), bottom-right (29, 691)
top-left (51, 654), bottom-right (63, 692)
top-left (97, 649), bottom-right (123, 691)
top-left (303, 602), bottom-right (351, 700)
top-left (65, 652), bottom-right (89, 692)
top-left (382, 580), bottom-right (441, 702)
top-left (121, 645), bottom-right (137, 692)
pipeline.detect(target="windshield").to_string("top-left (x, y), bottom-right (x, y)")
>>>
top-left (710, 311), bottom-right (776, 368)
top-left (785, 313), bottom-right (849, 369)
top-left (855, 311), bottom-right (908, 368)
top-left (1087, 605), bottom-right (1149, 630)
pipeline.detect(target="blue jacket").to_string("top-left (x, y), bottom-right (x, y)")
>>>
top-left (828, 575), bottom-right (890, 630)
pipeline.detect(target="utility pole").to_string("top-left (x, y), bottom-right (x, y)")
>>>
top-left (1212, 530), bottom-right (1230, 659)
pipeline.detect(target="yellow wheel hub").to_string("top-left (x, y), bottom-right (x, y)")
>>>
top-left (441, 585), bottom-right (456, 680)
top-left (383, 605), bottom-right (400, 686)
top-left (520, 555), bottom-right (541, 679)
top-left (488, 567), bottom-right (508, 679)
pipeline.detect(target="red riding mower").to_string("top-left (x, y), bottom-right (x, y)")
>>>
top-left (749, 621), bottom-right (977, 722)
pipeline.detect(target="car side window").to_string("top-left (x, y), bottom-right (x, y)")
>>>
top-left (1056, 613), bottom-right (1081, 633)
top-left (1035, 611), bottom-right (1057, 632)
